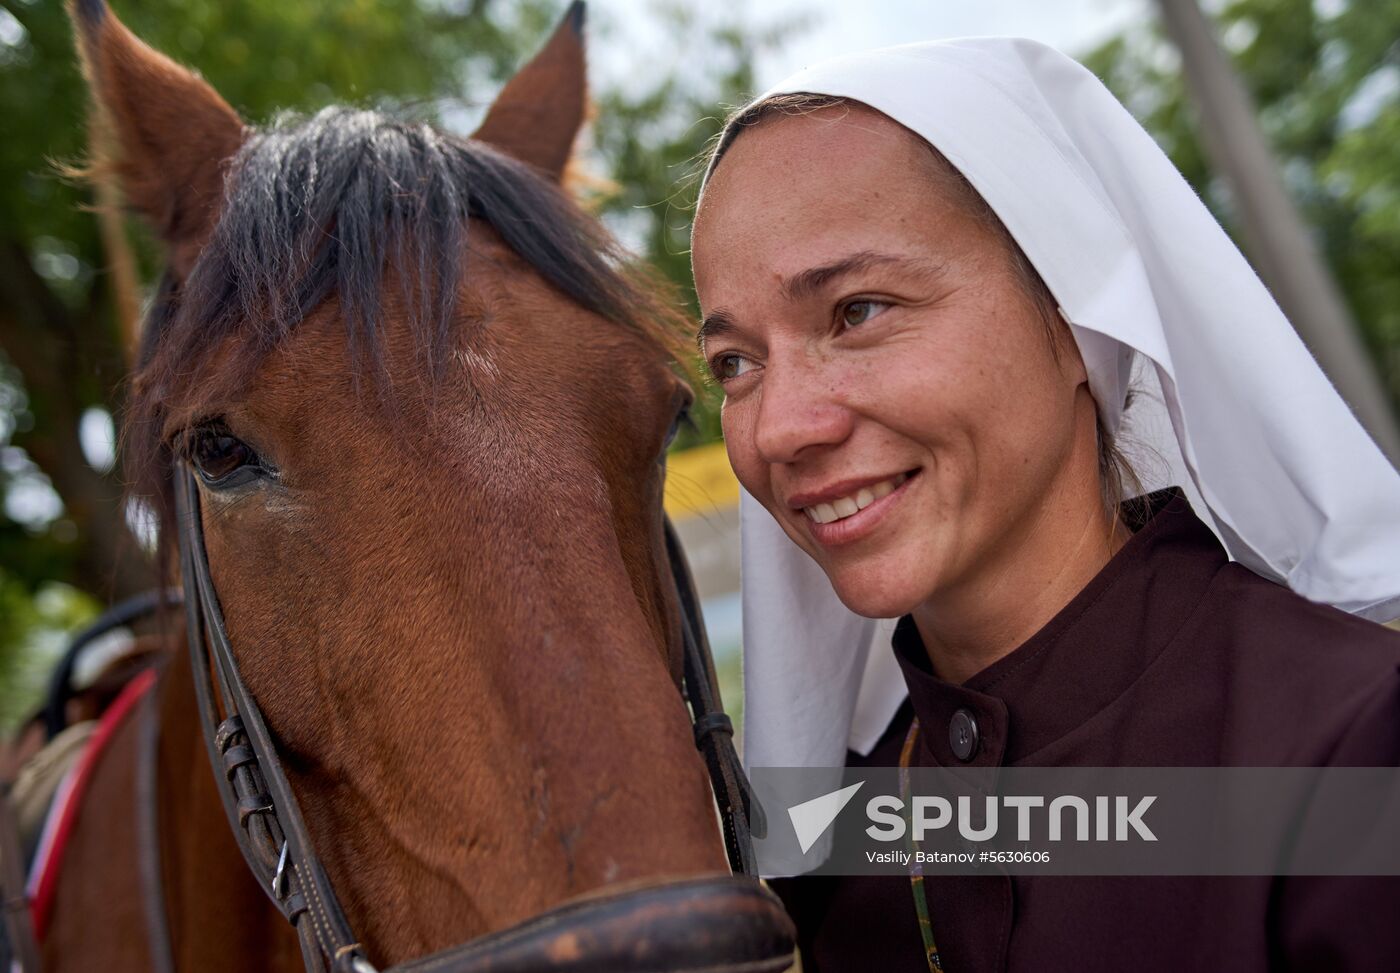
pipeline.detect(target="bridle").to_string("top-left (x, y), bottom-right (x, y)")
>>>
top-left (172, 467), bottom-right (790, 972)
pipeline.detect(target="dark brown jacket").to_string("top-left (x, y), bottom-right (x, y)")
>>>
top-left (769, 487), bottom-right (1400, 972)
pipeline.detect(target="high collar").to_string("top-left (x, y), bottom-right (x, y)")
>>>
top-left (891, 487), bottom-right (1228, 768)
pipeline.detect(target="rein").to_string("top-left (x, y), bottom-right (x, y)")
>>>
top-left (172, 468), bottom-right (788, 972)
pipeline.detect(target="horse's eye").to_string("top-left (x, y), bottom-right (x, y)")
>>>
top-left (664, 403), bottom-right (694, 454)
top-left (187, 428), bottom-right (263, 486)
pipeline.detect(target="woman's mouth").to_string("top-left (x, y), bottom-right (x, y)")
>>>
top-left (802, 471), bottom-right (909, 524)
top-left (795, 469), bottom-right (919, 546)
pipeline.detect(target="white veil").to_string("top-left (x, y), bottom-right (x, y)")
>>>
top-left (699, 38), bottom-right (1400, 775)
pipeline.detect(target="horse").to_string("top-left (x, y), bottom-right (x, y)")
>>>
top-left (32, 1), bottom-right (793, 969)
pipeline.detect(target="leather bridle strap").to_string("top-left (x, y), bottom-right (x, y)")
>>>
top-left (173, 468), bottom-right (781, 972)
top-left (135, 680), bottom-right (176, 973)
top-left (176, 471), bottom-right (366, 972)
top-left (663, 519), bottom-right (765, 875)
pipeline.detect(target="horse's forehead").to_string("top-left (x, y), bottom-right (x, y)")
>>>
top-left (230, 267), bottom-right (664, 417)
top-left (155, 212), bottom-right (675, 450)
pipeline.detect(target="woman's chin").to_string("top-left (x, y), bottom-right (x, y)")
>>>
top-left (828, 571), bottom-right (925, 621)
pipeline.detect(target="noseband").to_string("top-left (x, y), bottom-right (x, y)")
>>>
top-left (172, 469), bottom-right (790, 972)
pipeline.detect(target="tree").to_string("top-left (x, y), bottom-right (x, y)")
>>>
top-left (1082, 0), bottom-right (1400, 414)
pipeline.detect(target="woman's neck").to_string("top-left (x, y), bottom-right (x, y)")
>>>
top-left (911, 432), bottom-right (1131, 685)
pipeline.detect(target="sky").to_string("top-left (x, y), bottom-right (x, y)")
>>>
top-left (743, 0), bottom-right (1146, 84)
top-left (593, 0), bottom-right (1151, 92)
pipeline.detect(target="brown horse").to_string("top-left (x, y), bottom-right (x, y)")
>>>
top-left (36, 1), bottom-right (790, 970)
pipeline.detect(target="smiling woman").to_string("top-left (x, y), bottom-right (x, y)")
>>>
top-left (694, 98), bottom-right (1129, 664)
top-left (689, 38), bottom-right (1400, 973)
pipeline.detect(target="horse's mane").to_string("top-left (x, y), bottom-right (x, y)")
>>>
top-left (125, 106), bottom-right (689, 539)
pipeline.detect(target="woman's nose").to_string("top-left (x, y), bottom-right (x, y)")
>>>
top-left (751, 356), bottom-right (854, 464)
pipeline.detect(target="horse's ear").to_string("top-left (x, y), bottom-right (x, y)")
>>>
top-left (68, 0), bottom-right (244, 271)
top-left (471, 1), bottom-right (587, 181)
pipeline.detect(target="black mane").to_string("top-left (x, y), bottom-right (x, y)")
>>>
top-left (139, 105), bottom-right (670, 382)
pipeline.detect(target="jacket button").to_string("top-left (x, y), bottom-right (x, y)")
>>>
top-left (949, 709), bottom-right (980, 762)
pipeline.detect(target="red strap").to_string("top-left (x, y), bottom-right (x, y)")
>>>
top-left (29, 667), bottom-right (157, 940)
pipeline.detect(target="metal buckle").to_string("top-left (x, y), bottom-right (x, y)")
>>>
top-left (334, 943), bottom-right (379, 973)
top-left (272, 840), bottom-right (289, 899)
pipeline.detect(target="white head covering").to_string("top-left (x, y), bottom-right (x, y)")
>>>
top-left (698, 38), bottom-right (1400, 777)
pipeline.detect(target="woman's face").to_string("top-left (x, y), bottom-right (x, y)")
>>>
top-left (691, 104), bottom-right (1092, 620)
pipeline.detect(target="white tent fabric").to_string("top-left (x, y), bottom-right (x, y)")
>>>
top-left (698, 38), bottom-right (1400, 782)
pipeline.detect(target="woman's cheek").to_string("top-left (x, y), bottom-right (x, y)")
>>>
top-left (720, 399), bottom-right (767, 500)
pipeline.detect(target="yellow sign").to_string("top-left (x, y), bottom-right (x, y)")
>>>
top-left (664, 442), bottom-right (741, 520)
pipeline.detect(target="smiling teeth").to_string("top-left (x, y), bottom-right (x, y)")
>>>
top-left (805, 473), bottom-right (908, 525)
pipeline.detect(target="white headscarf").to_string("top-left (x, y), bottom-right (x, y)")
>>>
top-left (699, 38), bottom-right (1400, 775)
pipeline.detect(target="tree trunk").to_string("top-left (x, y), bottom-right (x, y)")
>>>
top-left (0, 239), bottom-right (153, 603)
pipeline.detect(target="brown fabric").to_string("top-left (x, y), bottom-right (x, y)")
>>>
top-left (769, 487), bottom-right (1400, 972)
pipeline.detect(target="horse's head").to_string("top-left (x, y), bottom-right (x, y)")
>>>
top-left (72, 0), bottom-right (749, 961)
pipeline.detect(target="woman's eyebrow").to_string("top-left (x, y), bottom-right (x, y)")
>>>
top-left (782, 250), bottom-right (945, 300)
top-left (696, 309), bottom-right (738, 353)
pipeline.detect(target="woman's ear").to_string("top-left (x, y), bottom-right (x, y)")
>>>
top-left (69, 0), bottom-right (245, 276)
top-left (471, 1), bottom-right (587, 181)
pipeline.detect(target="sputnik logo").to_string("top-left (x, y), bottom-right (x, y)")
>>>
top-left (786, 782), bottom-right (865, 854)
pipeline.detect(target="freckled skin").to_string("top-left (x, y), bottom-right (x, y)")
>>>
top-left (692, 105), bottom-right (1124, 682)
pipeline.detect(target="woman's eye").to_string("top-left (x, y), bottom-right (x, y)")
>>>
top-left (712, 353), bottom-right (756, 382)
top-left (186, 428), bottom-right (263, 486)
top-left (840, 299), bottom-right (891, 328)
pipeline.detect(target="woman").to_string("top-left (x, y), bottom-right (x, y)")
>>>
top-left (689, 38), bottom-right (1400, 972)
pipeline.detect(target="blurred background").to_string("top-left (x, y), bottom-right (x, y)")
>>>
top-left (1, 0), bottom-right (1397, 739)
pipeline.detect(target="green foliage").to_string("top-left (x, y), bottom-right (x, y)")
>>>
top-left (0, 568), bottom-right (100, 730)
top-left (0, 0), bottom-right (561, 319)
top-left (1081, 0), bottom-right (1400, 405)
top-left (2, 0), bottom-right (553, 222)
